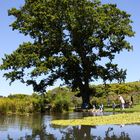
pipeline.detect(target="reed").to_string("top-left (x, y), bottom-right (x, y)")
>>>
top-left (0, 97), bottom-right (38, 114)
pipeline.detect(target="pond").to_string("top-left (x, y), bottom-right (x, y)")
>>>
top-left (0, 112), bottom-right (140, 140)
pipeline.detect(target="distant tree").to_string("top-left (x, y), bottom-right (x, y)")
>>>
top-left (8, 94), bottom-right (29, 99)
top-left (0, 0), bottom-right (134, 108)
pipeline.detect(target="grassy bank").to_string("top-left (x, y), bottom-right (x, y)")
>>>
top-left (104, 104), bottom-right (140, 113)
top-left (52, 112), bottom-right (140, 126)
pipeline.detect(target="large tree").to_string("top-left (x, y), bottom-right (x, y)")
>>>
top-left (0, 0), bottom-right (134, 108)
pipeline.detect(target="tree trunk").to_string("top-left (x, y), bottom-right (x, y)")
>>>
top-left (40, 93), bottom-right (46, 113)
top-left (80, 85), bottom-right (91, 109)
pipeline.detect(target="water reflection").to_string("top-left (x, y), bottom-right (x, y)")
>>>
top-left (103, 127), bottom-right (131, 140)
top-left (0, 112), bottom-right (139, 139)
top-left (54, 125), bottom-right (131, 140)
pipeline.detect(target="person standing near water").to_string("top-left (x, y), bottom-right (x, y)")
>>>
top-left (112, 101), bottom-right (116, 111)
top-left (118, 95), bottom-right (125, 110)
top-left (131, 95), bottom-right (133, 104)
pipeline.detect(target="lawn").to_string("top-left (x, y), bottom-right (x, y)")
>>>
top-left (104, 104), bottom-right (140, 113)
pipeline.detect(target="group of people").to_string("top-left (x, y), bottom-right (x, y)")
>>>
top-left (90, 95), bottom-right (133, 113)
top-left (91, 103), bottom-right (104, 113)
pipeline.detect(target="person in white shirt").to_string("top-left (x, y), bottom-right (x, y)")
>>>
top-left (118, 95), bottom-right (125, 110)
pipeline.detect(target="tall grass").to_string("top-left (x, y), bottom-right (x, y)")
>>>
top-left (0, 97), bottom-right (40, 114)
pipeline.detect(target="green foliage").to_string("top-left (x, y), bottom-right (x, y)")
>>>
top-left (8, 94), bottom-right (29, 99)
top-left (0, 95), bottom-right (41, 114)
top-left (46, 87), bottom-right (74, 112)
top-left (91, 81), bottom-right (140, 96)
top-left (0, 81), bottom-right (140, 114)
top-left (0, 88), bottom-right (77, 114)
top-left (90, 81), bottom-right (140, 105)
top-left (0, 98), bottom-right (28, 114)
top-left (0, 0), bottom-right (134, 106)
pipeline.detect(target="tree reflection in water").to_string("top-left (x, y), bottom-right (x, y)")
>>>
top-left (6, 124), bottom-right (131, 140)
top-left (0, 114), bottom-right (133, 140)
top-left (60, 125), bottom-right (131, 140)
top-left (103, 127), bottom-right (131, 140)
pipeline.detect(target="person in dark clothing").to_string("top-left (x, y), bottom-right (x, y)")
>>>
top-left (129, 95), bottom-right (133, 107)
top-left (131, 95), bottom-right (133, 104)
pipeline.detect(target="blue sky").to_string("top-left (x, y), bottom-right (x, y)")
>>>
top-left (0, 0), bottom-right (140, 96)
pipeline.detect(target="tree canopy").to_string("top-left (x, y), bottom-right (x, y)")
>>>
top-left (0, 0), bottom-right (134, 107)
